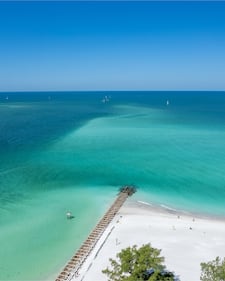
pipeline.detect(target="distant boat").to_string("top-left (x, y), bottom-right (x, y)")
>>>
top-left (166, 100), bottom-right (169, 106)
top-left (101, 95), bottom-right (111, 103)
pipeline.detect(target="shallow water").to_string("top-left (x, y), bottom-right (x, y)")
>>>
top-left (0, 91), bottom-right (225, 280)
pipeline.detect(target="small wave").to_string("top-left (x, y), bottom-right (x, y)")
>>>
top-left (160, 204), bottom-right (177, 212)
top-left (0, 166), bottom-right (26, 176)
top-left (138, 200), bottom-right (152, 206)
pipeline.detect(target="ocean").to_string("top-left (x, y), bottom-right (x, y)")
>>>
top-left (0, 91), bottom-right (225, 280)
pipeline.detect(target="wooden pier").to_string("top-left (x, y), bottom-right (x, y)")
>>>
top-left (55, 186), bottom-right (136, 281)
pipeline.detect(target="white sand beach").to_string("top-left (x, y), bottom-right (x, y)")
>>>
top-left (71, 200), bottom-right (225, 281)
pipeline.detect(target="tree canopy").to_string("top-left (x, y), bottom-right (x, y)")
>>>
top-left (102, 243), bottom-right (175, 281)
top-left (200, 256), bottom-right (225, 281)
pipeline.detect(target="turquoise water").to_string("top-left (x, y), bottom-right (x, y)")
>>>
top-left (0, 91), bottom-right (225, 280)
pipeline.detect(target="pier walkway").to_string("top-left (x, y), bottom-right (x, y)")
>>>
top-left (55, 186), bottom-right (136, 281)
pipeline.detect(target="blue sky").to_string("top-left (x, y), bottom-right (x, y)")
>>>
top-left (0, 1), bottom-right (225, 91)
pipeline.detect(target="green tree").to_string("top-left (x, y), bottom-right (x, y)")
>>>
top-left (200, 257), bottom-right (225, 281)
top-left (102, 244), bottom-right (175, 281)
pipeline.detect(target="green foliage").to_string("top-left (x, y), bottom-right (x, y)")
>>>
top-left (102, 243), bottom-right (175, 281)
top-left (148, 271), bottom-right (174, 281)
top-left (200, 257), bottom-right (225, 281)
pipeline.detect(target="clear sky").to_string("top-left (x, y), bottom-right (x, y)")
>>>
top-left (0, 1), bottom-right (225, 91)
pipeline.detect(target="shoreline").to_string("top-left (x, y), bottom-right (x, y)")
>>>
top-left (135, 200), bottom-right (225, 222)
top-left (69, 199), bottom-right (225, 281)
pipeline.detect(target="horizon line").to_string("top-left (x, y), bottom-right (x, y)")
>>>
top-left (1, 90), bottom-right (225, 93)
